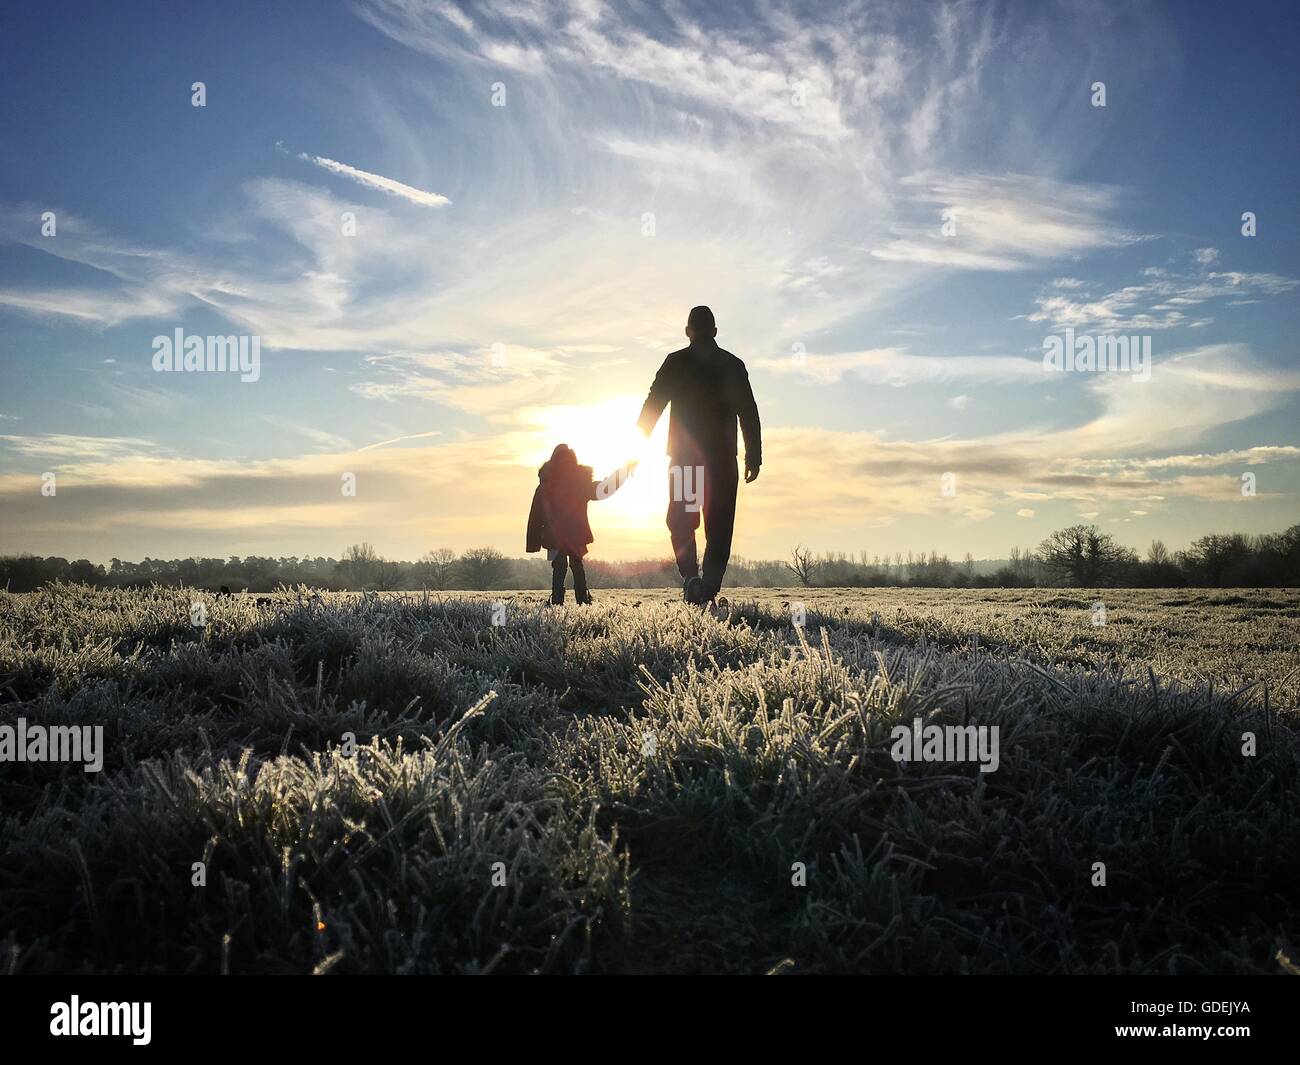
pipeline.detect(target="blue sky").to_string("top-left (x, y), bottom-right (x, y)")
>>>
top-left (1, 0), bottom-right (1297, 564)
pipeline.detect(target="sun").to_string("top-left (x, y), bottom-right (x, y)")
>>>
top-left (525, 394), bottom-right (671, 527)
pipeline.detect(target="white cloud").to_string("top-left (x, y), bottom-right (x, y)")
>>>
top-left (1071, 344), bottom-right (1300, 453)
top-left (754, 348), bottom-right (1044, 386)
top-left (870, 173), bottom-right (1138, 271)
top-left (0, 433), bottom-right (160, 460)
top-left (258, 415), bottom-right (353, 452)
top-left (0, 286), bottom-right (177, 326)
top-left (1029, 252), bottom-right (1297, 332)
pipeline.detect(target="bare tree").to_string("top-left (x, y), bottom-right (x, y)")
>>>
top-left (338, 542), bottom-right (380, 589)
top-left (338, 542), bottom-right (402, 591)
top-left (1037, 525), bottom-right (1135, 587)
top-left (372, 559), bottom-right (404, 591)
top-left (458, 547), bottom-right (510, 591)
top-left (786, 544), bottom-right (818, 587)
top-left (416, 548), bottom-right (458, 590)
top-left (1183, 533), bottom-right (1251, 586)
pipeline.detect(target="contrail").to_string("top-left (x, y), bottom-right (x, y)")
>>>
top-left (357, 430), bottom-right (443, 452)
top-left (296, 151), bottom-right (450, 208)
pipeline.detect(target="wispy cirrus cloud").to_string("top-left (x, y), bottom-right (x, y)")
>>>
top-left (258, 414), bottom-right (353, 452)
top-left (753, 347), bottom-right (1045, 386)
top-left (350, 345), bottom-right (577, 416)
top-left (0, 433), bottom-right (161, 460)
top-left (0, 287), bottom-right (178, 325)
top-left (0, 2), bottom-right (1167, 363)
top-left (1080, 446), bottom-right (1300, 471)
top-left (870, 173), bottom-right (1142, 272)
top-left (0, 205), bottom-right (200, 326)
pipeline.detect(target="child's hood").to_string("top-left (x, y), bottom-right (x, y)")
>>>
top-left (538, 458), bottom-right (593, 483)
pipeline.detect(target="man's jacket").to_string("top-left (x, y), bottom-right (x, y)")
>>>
top-left (637, 339), bottom-right (761, 468)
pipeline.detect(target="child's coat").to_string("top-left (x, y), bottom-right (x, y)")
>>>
top-left (526, 445), bottom-right (631, 558)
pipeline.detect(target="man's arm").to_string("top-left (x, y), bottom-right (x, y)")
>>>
top-left (637, 354), bottom-right (676, 436)
top-left (735, 364), bottom-right (761, 480)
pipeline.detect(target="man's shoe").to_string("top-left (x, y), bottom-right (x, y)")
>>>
top-left (682, 576), bottom-right (705, 604)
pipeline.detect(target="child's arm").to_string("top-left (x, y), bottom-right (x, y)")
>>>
top-left (591, 460), bottom-right (638, 501)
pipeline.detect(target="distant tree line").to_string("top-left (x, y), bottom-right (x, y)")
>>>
top-left (2, 524), bottom-right (1298, 593)
top-left (781, 524), bottom-right (1300, 589)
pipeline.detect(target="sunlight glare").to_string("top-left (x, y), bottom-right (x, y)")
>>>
top-left (524, 395), bottom-right (671, 527)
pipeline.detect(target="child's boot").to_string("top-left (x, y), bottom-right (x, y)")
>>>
top-left (573, 568), bottom-right (593, 605)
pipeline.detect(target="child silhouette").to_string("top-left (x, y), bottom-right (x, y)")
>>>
top-left (526, 444), bottom-right (636, 604)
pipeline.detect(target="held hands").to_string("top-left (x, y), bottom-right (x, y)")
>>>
top-left (594, 459), bottom-right (639, 500)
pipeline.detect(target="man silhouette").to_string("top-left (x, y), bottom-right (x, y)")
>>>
top-left (638, 305), bottom-right (761, 605)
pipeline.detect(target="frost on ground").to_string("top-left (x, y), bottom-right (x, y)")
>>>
top-left (1, 584), bottom-right (1297, 974)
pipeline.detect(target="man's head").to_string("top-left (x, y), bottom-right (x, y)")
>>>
top-left (685, 305), bottom-right (717, 343)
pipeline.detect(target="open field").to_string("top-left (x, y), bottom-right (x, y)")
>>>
top-left (1, 584), bottom-right (1297, 974)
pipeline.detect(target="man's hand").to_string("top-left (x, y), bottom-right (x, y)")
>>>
top-left (745, 463), bottom-right (760, 484)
